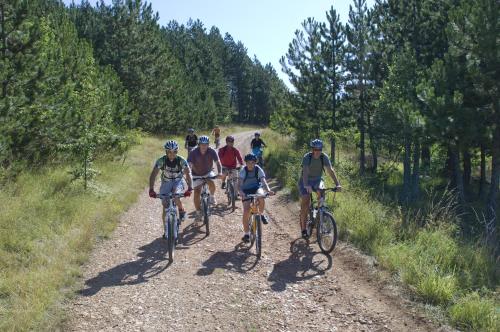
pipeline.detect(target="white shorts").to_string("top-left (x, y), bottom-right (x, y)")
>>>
top-left (192, 171), bottom-right (216, 189)
top-left (159, 179), bottom-right (186, 196)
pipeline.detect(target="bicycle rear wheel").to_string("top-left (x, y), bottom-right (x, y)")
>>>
top-left (249, 215), bottom-right (256, 248)
top-left (202, 197), bottom-right (210, 235)
top-left (317, 211), bottom-right (338, 254)
top-left (255, 215), bottom-right (262, 258)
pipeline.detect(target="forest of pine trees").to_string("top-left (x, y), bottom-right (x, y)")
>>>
top-left (277, 0), bottom-right (499, 249)
top-left (0, 0), bottom-right (287, 175)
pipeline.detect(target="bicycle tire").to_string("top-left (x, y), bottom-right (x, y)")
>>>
top-left (255, 215), bottom-right (262, 258)
top-left (167, 214), bottom-right (175, 261)
top-left (317, 211), bottom-right (338, 254)
top-left (203, 197), bottom-right (210, 235)
top-left (249, 215), bottom-right (256, 248)
top-left (230, 182), bottom-right (236, 211)
top-left (226, 182), bottom-right (231, 206)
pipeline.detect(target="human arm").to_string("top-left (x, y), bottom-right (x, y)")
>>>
top-left (149, 167), bottom-right (160, 197)
top-left (236, 149), bottom-right (244, 167)
top-left (326, 166), bottom-right (341, 190)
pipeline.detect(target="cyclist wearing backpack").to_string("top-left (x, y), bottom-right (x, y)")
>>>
top-left (299, 139), bottom-right (342, 239)
top-left (185, 128), bottom-right (198, 153)
top-left (149, 140), bottom-right (193, 238)
top-left (238, 154), bottom-right (274, 243)
top-left (218, 135), bottom-right (244, 189)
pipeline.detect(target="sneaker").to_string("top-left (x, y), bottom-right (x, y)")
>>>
top-left (261, 215), bottom-right (269, 225)
top-left (179, 210), bottom-right (186, 222)
top-left (301, 229), bottom-right (309, 240)
top-left (241, 234), bottom-right (250, 243)
top-left (221, 182), bottom-right (226, 189)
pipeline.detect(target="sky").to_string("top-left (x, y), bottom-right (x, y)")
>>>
top-left (63, 0), bottom-right (375, 87)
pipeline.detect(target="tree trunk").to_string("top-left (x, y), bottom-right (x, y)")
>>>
top-left (366, 109), bottom-right (377, 173)
top-left (463, 148), bottom-right (472, 196)
top-left (359, 111), bottom-right (366, 176)
top-left (330, 137), bottom-right (336, 166)
top-left (402, 136), bottom-right (412, 204)
top-left (411, 139), bottom-right (420, 201)
top-left (479, 143), bottom-right (487, 199)
top-left (450, 144), bottom-right (465, 204)
top-left (421, 145), bottom-right (431, 175)
top-left (485, 125), bottom-right (499, 250)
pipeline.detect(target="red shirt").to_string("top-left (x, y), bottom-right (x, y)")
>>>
top-left (218, 146), bottom-right (243, 169)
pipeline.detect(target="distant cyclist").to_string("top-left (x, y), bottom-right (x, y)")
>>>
top-left (299, 139), bottom-right (341, 239)
top-left (218, 135), bottom-right (244, 189)
top-left (211, 125), bottom-right (221, 149)
top-left (250, 132), bottom-right (266, 165)
top-left (188, 135), bottom-right (222, 218)
top-left (149, 140), bottom-right (193, 238)
top-left (238, 153), bottom-right (274, 243)
top-left (185, 128), bottom-right (198, 153)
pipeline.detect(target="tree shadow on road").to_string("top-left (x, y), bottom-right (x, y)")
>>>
top-left (196, 243), bottom-right (259, 276)
top-left (267, 238), bottom-right (333, 292)
top-left (78, 238), bottom-right (171, 297)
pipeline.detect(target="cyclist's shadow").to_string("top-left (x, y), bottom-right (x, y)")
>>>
top-left (78, 238), bottom-right (170, 297)
top-left (267, 238), bottom-right (333, 292)
top-left (196, 243), bottom-right (258, 276)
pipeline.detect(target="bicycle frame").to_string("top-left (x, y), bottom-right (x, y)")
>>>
top-left (192, 175), bottom-right (217, 235)
top-left (243, 193), bottom-right (269, 258)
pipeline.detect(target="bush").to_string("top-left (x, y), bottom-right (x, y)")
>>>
top-left (449, 292), bottom-right (499, 332)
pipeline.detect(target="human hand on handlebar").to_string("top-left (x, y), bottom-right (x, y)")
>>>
top-left (149, 188), bottom-right (157, 198)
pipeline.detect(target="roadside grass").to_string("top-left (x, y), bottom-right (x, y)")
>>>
top-left (0, 135), bottom-right (164, 331)
top-left (263, 129), bottom-right (499, 331)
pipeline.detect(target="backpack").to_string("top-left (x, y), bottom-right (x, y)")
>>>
top-left (243, 166), bottom-right (260, 184)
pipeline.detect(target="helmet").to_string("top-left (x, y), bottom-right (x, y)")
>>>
top-left (254, 132), bottom-right (260, 136)
top-left (226, 135), bottom-right (235, 143)
top-left (310, 139), bottom-right (323, 149)
top-left (198, 135), bottom-right (210, 144)
top-left (244, 153), bottom-right (257, 162)
top-left (188, 128), bottom-right (194, 133)
top-left (164, 140), bottom-right (179, 151)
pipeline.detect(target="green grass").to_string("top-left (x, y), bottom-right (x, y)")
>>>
top-left (263, 129), bottom-right (499, 331)
top-left (0, 134), bottom-right (164, 331)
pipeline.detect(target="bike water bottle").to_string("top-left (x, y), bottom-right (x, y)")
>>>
top-left (312, 208), bottom-right (318, 219)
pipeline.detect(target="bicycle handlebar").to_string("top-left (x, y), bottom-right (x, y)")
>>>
top-left (157, 193), bottom-right (185, 199)
top-left (191, 176), bottom-right (218, 180)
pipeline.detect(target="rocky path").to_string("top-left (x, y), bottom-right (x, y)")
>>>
top-left (65, 131), bottom-right (450, 332)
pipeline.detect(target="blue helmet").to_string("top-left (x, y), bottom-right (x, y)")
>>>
top-left (198, 135), bottom-right (210, 144)
top-left (310, 139), bottom-right (323, 149)
top-left (164, 140), bottom-right (179, 151)
top-left (244, 153), bottom-right (257, 162)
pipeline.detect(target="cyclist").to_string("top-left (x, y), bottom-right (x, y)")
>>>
top-left (188, 135), bottom-right (222, 217)
top-left (299, 139), bottom-right (341, 239)
top-left (250, 132), bottom-right (267, 164)
top-left (238, 153), bottom-right (274, 243)
top-left (218, 135), bottom-right (244, 189)
top-left (211, 125), bottom-right (221, 148)
top-left (185, 128), bottom-right (198, 153)
top-left (149, 140), bottom-right (193, 238)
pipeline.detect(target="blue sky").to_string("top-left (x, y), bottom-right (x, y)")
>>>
top-left (63, 0), bottom-right (375, 87)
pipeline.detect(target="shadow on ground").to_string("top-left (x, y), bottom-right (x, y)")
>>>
top-left (267, 238), bottom-right (333, 292)
top-left (78, 238), bottom-right (170, 296)
top-left (196, 243), bottom-right (259, 276)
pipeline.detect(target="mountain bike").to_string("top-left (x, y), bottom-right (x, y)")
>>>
top-left (306, 187), bottom-right (339, 254)
top-left (252, 147), bottom-right (265, 167)
top-left (157, 192), bottom-right (185, 262)
top-left (192, 175), bottom-right (217, 235)
top-left (224, 167), bottom-right (240, 211)
top-left (243, 192), bottom-right (270, 258)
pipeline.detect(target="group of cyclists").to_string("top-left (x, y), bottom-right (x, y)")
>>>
top-left (149, 127), bottom-right (341, 244)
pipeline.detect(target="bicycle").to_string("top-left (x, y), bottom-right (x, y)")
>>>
top-left (305, 187), bottom-right (339, 254)
top-left (157, 192), bottom-right (185, 262)
top-left (252, 147), bottom-right (264, 167)
top-left (243, 192), bottom-right (270, 258)
top-left (192, 175), bottom-right (218, 235)
top-left (224, 167), bottom-right (240, 211)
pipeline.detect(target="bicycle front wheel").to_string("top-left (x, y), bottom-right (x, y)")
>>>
top-left (202, 197), bottom-right (210, 235)
top-left (255, 215), bottom-right (262, 258)
top-left (229, 182), bottom-right (236, 211)
top-left (167, 215), bottom-right (175, 261)
top-left (317, 211), bottom-right (338, 254)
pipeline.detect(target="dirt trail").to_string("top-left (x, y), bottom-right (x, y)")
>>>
top-left (65, 131), bottom-right (451, 332)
